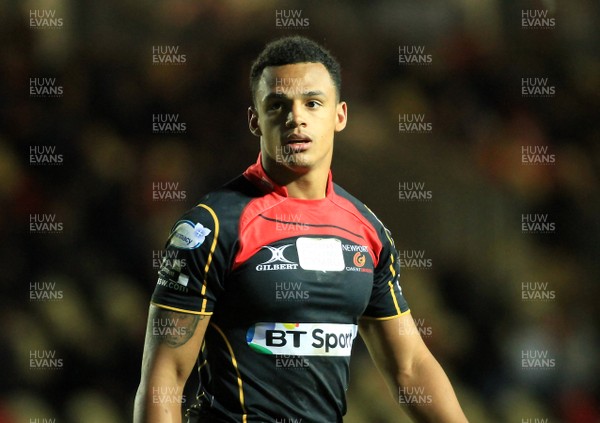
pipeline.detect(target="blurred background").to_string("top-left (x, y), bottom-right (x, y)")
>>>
top-left (1, 0), bottom-right (599, 422)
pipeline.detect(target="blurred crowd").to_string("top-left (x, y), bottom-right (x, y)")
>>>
top-left (1, 0), bottom-right (599, 422)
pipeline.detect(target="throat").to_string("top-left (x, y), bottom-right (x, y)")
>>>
top-left (262, 152), bottom-right (330, 199)
top-left (286, 178), bottom-right (327, 199)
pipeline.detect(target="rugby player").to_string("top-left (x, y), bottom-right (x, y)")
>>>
top-left (134, 36), bottom-right (468, 423)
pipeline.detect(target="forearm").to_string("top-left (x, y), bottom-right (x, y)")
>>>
top-left (134, 373), bottom-right (185, 423)
top-left (396, 352), bottom-right (467, 423)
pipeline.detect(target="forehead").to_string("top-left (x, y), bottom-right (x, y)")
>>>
top-left (256, 62), bottom-right (335, 96)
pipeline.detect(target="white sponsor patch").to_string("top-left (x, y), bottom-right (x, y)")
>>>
top-left (168, 220), bottom-right (211, 249)
top-left (296, 237), bottom-right (344, 271)
top-left (177, 274), bottom-right (189, 287)
top-left (247, 322), bottom-right (357, 356)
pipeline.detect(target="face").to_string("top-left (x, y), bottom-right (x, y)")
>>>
top-left (248, 62), bottom-right (347, 175)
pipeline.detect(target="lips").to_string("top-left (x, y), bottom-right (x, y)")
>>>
top-left (285, 133), bottom-right (312, 144)
top-left (282, 133), bottom-right (312, 153)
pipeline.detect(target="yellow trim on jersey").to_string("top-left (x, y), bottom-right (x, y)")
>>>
top-left (197, 204), bottom-right (220, 314)
top-left (387, 280), bottom-right (401, 315)
top-left (364, 204), bottom-right (395, 247)
top-left (210, 322), bottom-right (248, 421)
top-left (361, 309), bottom-right (411, 321)
top-left (198, 341), bottom-right (208, 369)
top-left (389, 253), bottom-right (396, 278)
top-left (150, 302), bottom-right (213, 316)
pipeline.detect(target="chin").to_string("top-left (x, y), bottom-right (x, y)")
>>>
top-left (287, 154), bottom-right (313, 169)
top-left (271, 151), bottom-right (311, 168)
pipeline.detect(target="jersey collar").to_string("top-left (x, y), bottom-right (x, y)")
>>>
top-left (243, 153), bottom-right (334, 198)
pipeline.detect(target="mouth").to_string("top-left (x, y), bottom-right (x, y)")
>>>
top-left (283, 133), bottom-right (312, 152)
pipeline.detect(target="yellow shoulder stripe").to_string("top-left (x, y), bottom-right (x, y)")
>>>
top-left (196, 204), bottom-right (220, 314)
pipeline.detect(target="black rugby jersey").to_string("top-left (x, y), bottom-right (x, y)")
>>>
top-left (151, 154), bottom-right (410, 423)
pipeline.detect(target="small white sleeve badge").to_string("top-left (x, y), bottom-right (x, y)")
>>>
top-left (168, 220), bottom-right (212, 249)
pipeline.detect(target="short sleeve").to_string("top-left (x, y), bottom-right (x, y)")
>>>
top-left (151, 204), bottom-right (226, 315)
top-left (362, 226), bottom-right (410, 319)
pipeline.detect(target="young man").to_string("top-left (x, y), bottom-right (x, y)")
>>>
top-left (134, 36), bottom-right (468, 423)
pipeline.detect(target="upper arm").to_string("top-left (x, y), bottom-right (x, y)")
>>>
top-left (361, 209), bottom-right (409, 319)
top-left (144, 203), bottom-right (227, 373)
top-left (141, 204), bottom-right (224, 381)
top-left (140, 304), bottom-right (211, 385)
top-left (135, 203), bottom-right (224, 421)
top-left (359, 313), bottom-right (430, 387)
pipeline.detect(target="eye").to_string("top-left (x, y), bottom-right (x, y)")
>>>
top-left (268, 102), bottom-right (283, 111)
top-left (306, 100), bottom-right (322, 109)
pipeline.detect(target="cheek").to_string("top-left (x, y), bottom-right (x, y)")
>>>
top-left (319, 114), bottom-right (338, 131)
top-left (261, 122), bottom-right (283, 142)
top-left (261, 115), bottom-right (283, 131)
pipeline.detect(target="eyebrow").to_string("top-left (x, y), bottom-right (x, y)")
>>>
top-left (262, 90), bottom-right (327, 102)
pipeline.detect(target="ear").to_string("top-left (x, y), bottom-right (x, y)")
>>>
top-left (334, 101), bottom-right (347, 132)
top-left (248, 107), bottom-right (262, 137)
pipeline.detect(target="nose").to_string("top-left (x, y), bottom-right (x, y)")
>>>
top-left (285, 101), bottom-right (306, 128)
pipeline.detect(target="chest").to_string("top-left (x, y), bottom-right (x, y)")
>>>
top-left (219, 236), bottom-right (376, 323)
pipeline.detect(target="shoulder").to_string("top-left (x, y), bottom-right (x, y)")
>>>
top-left (170, 175), bottom-right (261, 244)
top-left (180, 175), bottom-right (259, 219)
top-left (331, 183), bottom-right (387, 232)
top-left (197, 175), bottom-right (261, 212)
top-left (331, 183), bottom-right (397, 254)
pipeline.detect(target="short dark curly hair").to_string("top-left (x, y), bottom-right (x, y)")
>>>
top-left (249, 36), bottom-right (342, 103)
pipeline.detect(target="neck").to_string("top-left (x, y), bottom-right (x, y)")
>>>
top-left (262, 155), bottom-right (329, 200)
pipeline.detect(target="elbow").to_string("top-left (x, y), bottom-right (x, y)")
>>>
top-left (394, 348), bottom-right (429, 388)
